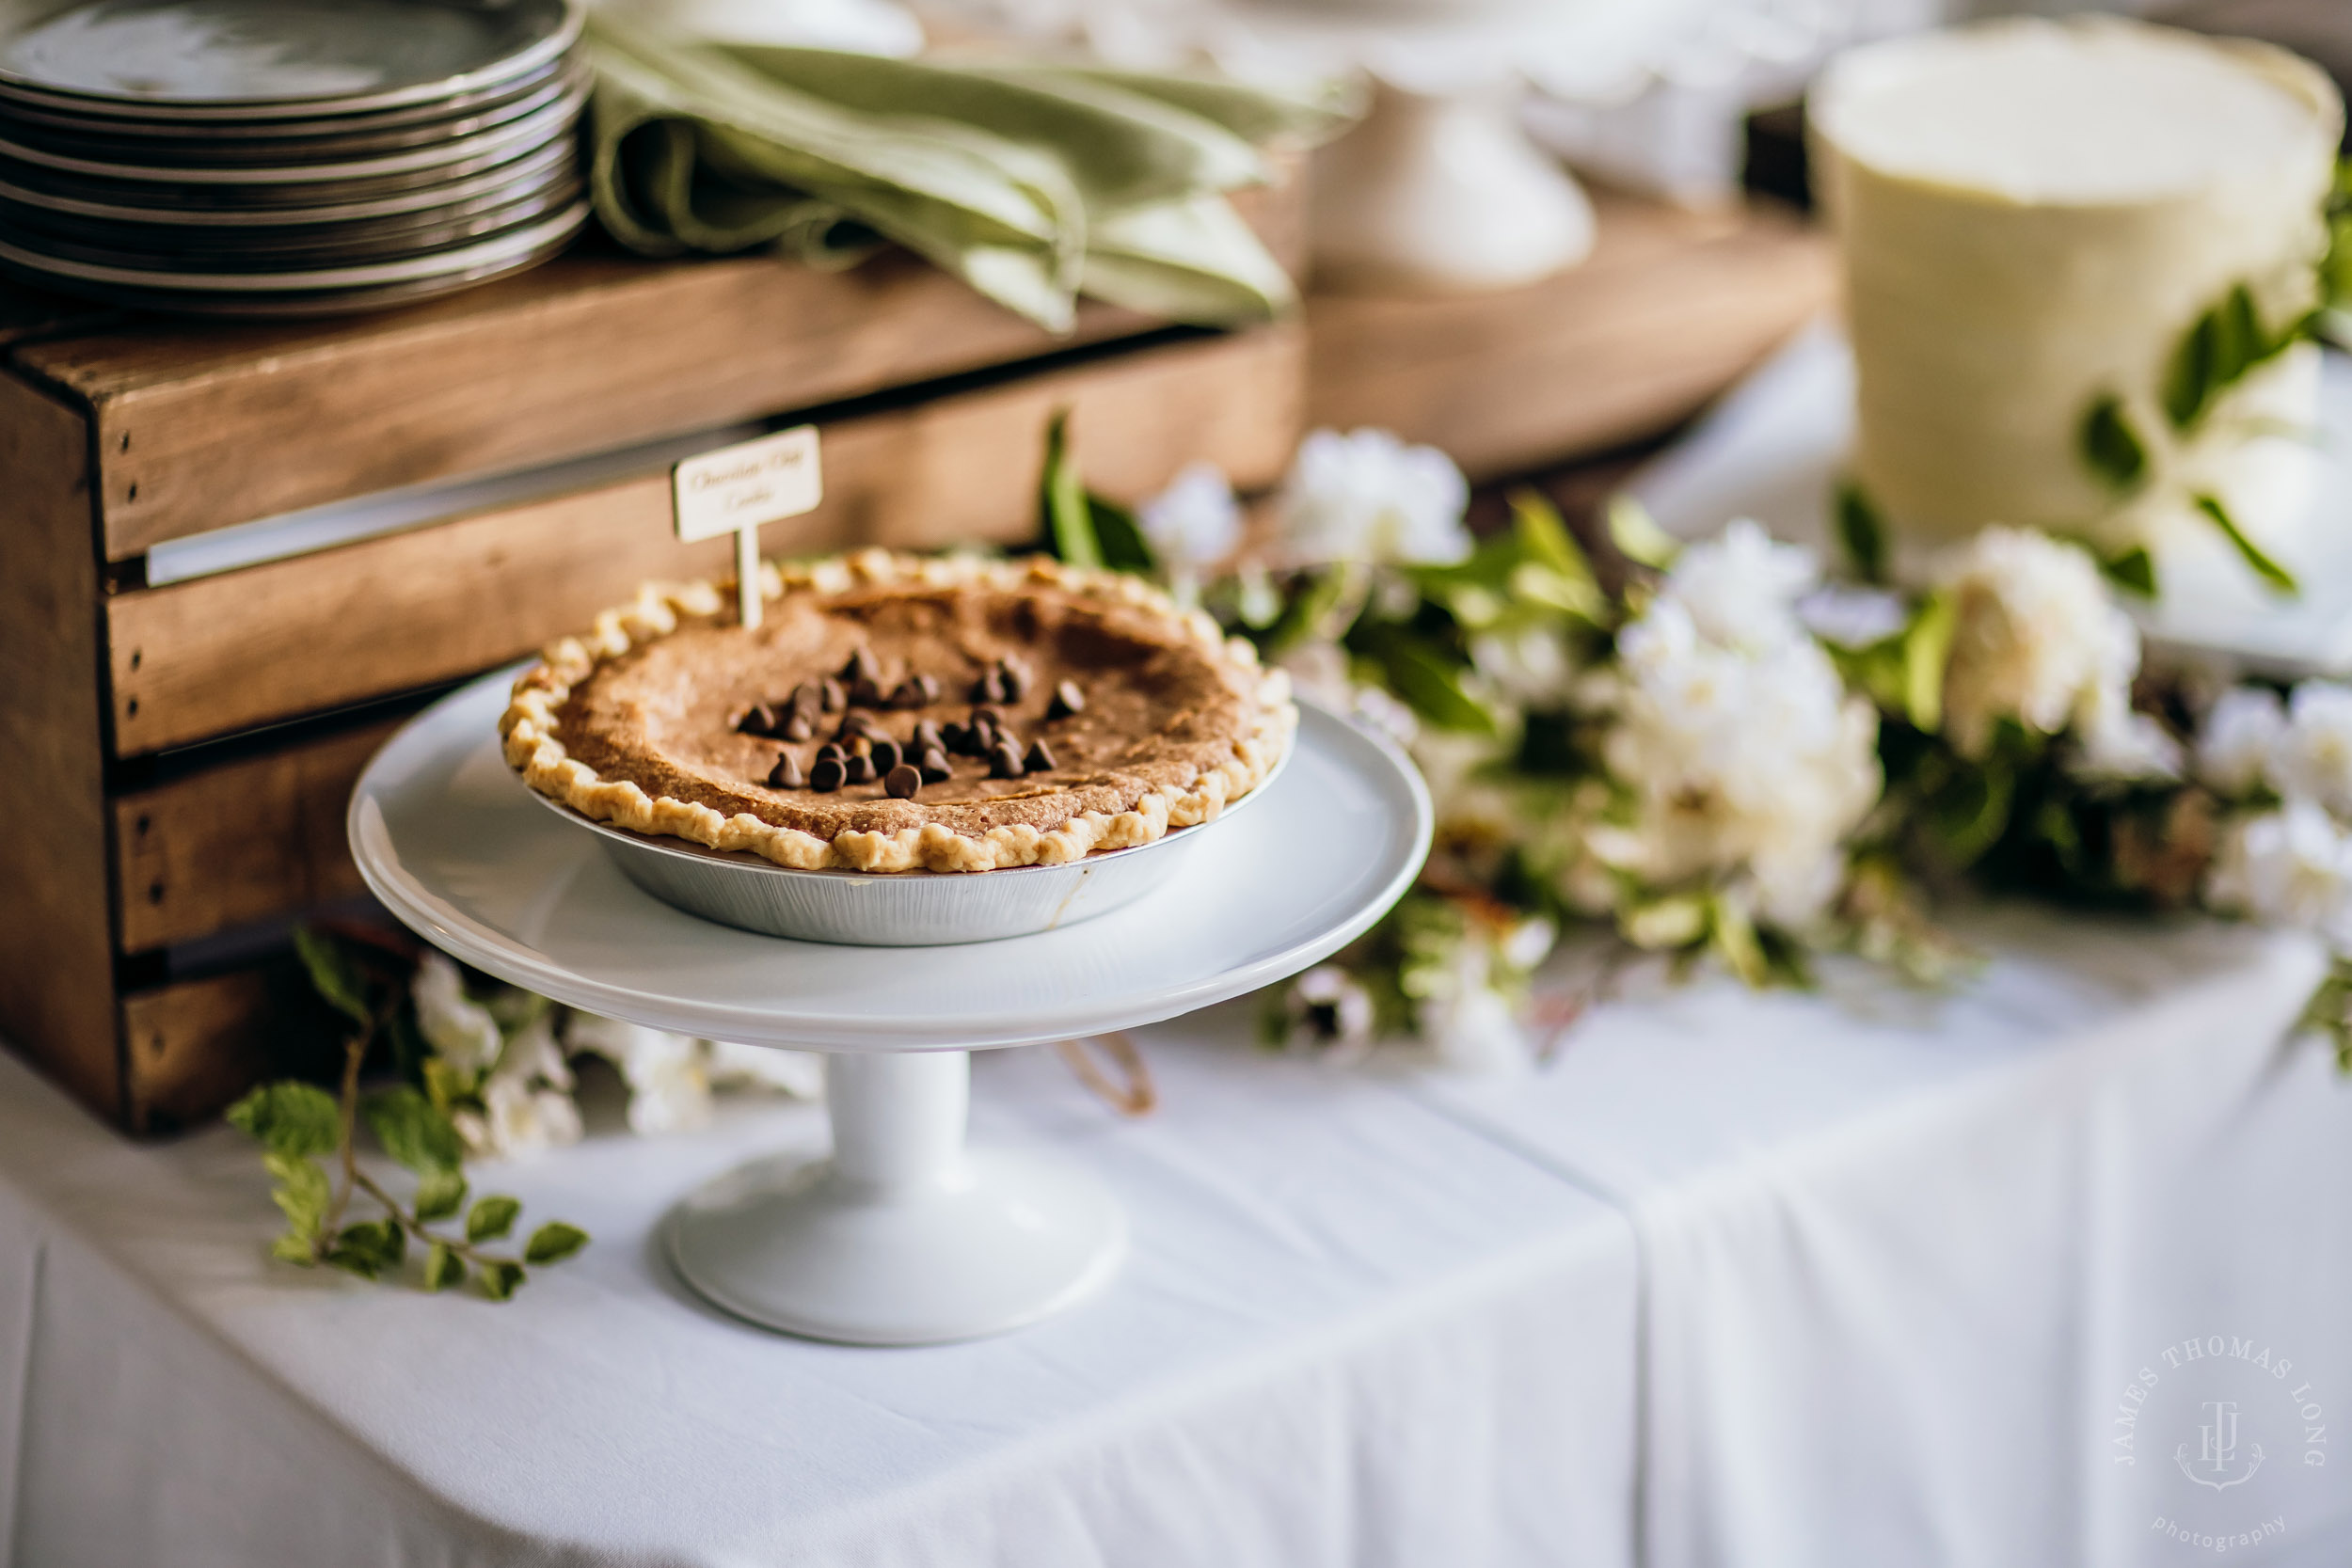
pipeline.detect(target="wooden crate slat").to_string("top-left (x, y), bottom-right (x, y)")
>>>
top-left (15, 170), bottom-right (1303, 561)
top-left (1305, 195), bottom-right (1834, 481)
top-left (0, 373), bottom-right (121, 1118)
top-left (106, 325), bottom-right (1302, 756)
top-left (114, 718), bottom-right (403, 954)
top-left (119, 968), bottom-right (275, 1136)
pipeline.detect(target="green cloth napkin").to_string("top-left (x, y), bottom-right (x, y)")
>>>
top-left (586, 14), bottom-right (1356, 332)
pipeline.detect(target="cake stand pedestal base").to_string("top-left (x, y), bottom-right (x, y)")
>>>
top-left (665, 1050), bottom-right (1126, 1344)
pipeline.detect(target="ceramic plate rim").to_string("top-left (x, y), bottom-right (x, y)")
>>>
top-left (348, 671), bottom-right (1433, 1051)
top-left (0, 0), bottom-right (581, 116)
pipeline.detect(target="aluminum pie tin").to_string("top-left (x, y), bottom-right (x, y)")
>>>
top-left (0, 0), bottom-right (580, 119)
top-left (527, 740), bottom-right (1296, 947)
top-left (0, 132), bottom-right (571, 223)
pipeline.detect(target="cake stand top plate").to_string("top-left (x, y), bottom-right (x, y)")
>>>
top-left (348, 669), bottom-right (1432, 1051)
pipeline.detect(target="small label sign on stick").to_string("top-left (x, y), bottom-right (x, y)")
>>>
top-left (673, 425), bottom-right (822, 629)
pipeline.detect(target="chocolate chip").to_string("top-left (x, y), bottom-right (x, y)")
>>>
top-left (816, 742), bottom-right (844, 764)
top-left (990, 740), bottom-right (1025, 779)
top-left (869, 737), bottom-right (902, 775)
top-left (998, 659), bottom-right (1029, 702)
top-left (847, 735), bottom-right (872, 758)
top-left (845, 753), bottom-right (876, 784)
top-left (1024, 739), bottom-right (1057, 773)
top-left (844, 648), bottom-right (882, 686)
top-left (973, 669), bottom-right (1011, 705)
top-left (810, 757), bottom-right (846, 792)
top-left (820, 679), bottom-right (846, 713)
top-left (738, 703), bottom-right (779, 736)
top-left (938, 721), bottom-right (970, 754)
top-left (849, 676), bottom-right (886, 708)
top-left (914, 720), bottom-right (945, 754)
top-left (790, 680), bottom-right (822, 714)
top-left (919, 748), bottom-right (952, 784)
top-left (884, 763), bottom-right (921, 800)
top-left (767, 752), bottom-right (804, 789)
top-left (888, 679), bottom-right (925, 709)
top-left (915, 673), bottom-right (942, 705)
top-left (781, 715), bottom-right (813, 742)
top-left (1047, 680), bottom-right (1086, 720)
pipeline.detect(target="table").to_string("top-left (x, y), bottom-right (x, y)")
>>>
top-left (5, 911), bottom-right (2350, 1568)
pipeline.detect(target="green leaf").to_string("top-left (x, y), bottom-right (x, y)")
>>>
top-left (1506, 490), bottom-right (1605, 619)
top-left (2077, 395), bottom-right (2148, 492)
top-left (421, 1240), bottom-right (467, 1292)
top-left (413, 1169), bottom-right (468, 1225)
top-left (269, 1231), bottom-right (319, 1267)
top-left (2164, 283), bottom-right (2303, 431)
top-left (1708, 896), bottom-right (1769, 988)
top-left (1604, 494), bottom-right (1679, 569)
top-left (228, 1081), bottom-right (342, 1160)
top-left (523, 1221), bottom-right (590, 1266)
top-left (420, 1056), bottom-right (476, 1117)
top-left (467, 1195), bottom-right (522, 1244)
top-left (2101, 546), bottom-right (2158, 597)
top-left (1901, 592), bottom-right (1958, 735)
top-left (1835, 480), bottom-right (1889, 583)
top-left (360, 1085), bottom-right (465, 1177)
top-left (325, 1219), bottom-right (403, 1279)
top-left (1931, 756), bottom-right (2017, 868)
top-left (1353, 629), bottom-right (1498, 736)
top-left (1085, 496), bottom-right (1157, 575)
top-left (2193, 493), bottom-right (2297, 594)
top-left (1038, 409), bottom-right (1098, 570)
top-left (477, 1260), bottom-right (526, 1302)
top-left (293, 924), bottom-right (373, 1025)
top-left (262, 1151), bottom-right (332, 1240)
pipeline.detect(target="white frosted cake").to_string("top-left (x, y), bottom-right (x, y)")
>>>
top-left (1812, 18), bottom-right (2343, 592)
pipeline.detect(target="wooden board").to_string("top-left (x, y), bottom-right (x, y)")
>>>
top-left (106, 324), bottom-right (1303, 755)
top-left (1305, 193), bottom-right (1834, 482)
top-left (0, 373), bottom-right (121, 1120)
top-left (114, 716), bottom-right (404, 954)
top-left (13, 169), bottom-right (1305, 560)
top-left (119, 968), bottom-right (274, 1136)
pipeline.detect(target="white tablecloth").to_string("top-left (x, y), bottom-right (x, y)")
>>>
top-left (0, 1001), bottom-right (1639, 1568)
top-left (1417, 909), bottom-right (2352, 1568)
top-left (5, 912), bottom-right (2350, 1567)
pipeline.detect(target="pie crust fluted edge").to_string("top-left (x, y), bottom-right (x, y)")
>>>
top-left (498, 549), bottom-right (1298, 875)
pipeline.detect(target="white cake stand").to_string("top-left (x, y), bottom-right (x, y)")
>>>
top-left (348, 673), bottom-right (1431, 1344)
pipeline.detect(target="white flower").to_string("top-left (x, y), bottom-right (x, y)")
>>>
top-left (1938, 527), bottom-right (2142, 761)
top-left (410, 953), bottom-right (502, 1077)
top-left (564, 1013), bottom-right (711, 1137)
top-left (1280, 966), bottom-right (1375, 1060)
top-left (1587, 588), bottom-right (1882, 928)
top-left (2270, 683), bottom-right (2352, 817)
top-left (455, 1074), bottom-right (583, 1162)
top-left (1138, 460), bottom-right (1242, 574)
top-left (2206, 800), bottom-right (2352, 947)
top-left (706, 1041), bottom-right (825, 1099)
top-left (1470, 623), bottom-right (1580, 708)
top-left (1278, 427), bottom-right (1470, 566)
top-left (1410, 727), bottom-right (1517, 839)
top-left (1658, 518), bottom-right (1818, 653)
top-left (1412, 938), bottom-right (1531, 1073)
top-left (1350, 685), bottom-right (1420, 748)
top-left (1498, 912), bottom-right (1559, 972)
top-left (2198, 686), bottom-right (2288, 797)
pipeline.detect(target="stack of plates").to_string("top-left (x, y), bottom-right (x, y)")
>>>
top-left (0, 0), bottom-right (588, 315)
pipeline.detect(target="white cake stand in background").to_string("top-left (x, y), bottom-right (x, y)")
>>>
top-left (349, 674), bottom-right (1431, 1343)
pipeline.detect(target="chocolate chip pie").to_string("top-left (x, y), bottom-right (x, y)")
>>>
top-left (501, 550), bottom-right (1296, 873)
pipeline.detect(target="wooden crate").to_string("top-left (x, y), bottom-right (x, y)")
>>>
top-left (0, 205), bottom-right (1307, 1135)
top-left (1305, 192), bottom-right (1834, 480)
